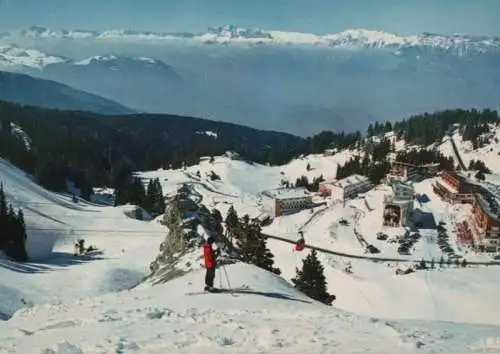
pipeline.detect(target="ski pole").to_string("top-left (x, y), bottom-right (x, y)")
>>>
top-left (222, 264), bottom-right (232, 290)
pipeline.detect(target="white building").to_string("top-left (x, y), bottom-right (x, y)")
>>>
top-left (329, 174), bottom-right (373, 200)
top-left (264, 187), bottom-right (313, 217)
top-left (383, 181), bottom-right (414, 227)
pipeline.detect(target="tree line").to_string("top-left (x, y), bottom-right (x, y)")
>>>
top-left (0, 184), bottom-right (28, 261)
top-left (115, 177), bottom-right (166, 217)
top-left (392, 109), bottom-right (498, 146)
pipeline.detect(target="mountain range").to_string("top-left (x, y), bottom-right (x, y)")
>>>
top-left (1, 25), bottom-right (500, 135)
top-left (3, 25), bottom-right (500, 55)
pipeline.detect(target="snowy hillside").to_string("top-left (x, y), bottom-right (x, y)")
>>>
top-left (4, 141), bottom-right (500, 352)
top-left (437, 123), bottom-right (500, 174)
top-left (0, 158), bottom-right (165, 320)
top-left (138, 151), bottom-right (500, 326)
top-left (3, 24), bottom-right (500, 54)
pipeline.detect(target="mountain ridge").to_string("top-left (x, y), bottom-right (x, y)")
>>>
top-left (0, 71), bottom-right (134, 115)
top-left (0, 46), bottom-right (167, 72)
top-left (3, 24), bottom-right (500, 55)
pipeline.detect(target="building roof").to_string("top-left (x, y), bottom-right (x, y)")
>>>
top-left (444, 170), bottom-right (470, 184)
top-left (390, 180), bottom-right (414, 195)
top-left (92, 187), bottom-right (115, 195)
top-left (269, 187), bottom-right (310, 200)
top-left (474, 189), bottom-right (500, 223)
top-left (334, 174), bottom-right (369, 188)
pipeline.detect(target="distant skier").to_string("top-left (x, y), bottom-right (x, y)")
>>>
top-left (294, 231), bottom-right (306, 252)
top-left (203, 236), bottom-right (220, 292)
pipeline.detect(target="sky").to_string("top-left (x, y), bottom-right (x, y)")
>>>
top-left (0, 0), bottom-right (499, 36)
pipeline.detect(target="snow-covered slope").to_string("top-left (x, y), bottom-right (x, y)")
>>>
top-left (4, 143), bottom-right (500, 352)
top-left (437, 123), bottom-right (500, 174)
top-left (139, 152), bottom-right (500, 327)
top-left (4, 24), bottom-right (500, 54)
top-left (3, 262), bottom-right (500, 353)
top-left (0, 158), bottom-right (165, 319)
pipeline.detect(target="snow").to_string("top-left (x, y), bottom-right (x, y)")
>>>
top-left (0, 158), bottom-right (165, 320)
top-left (437, 123), bottom-right (500, 174)
top-left (196, 130), bottom-right (218, 138)
top-left (266, 187), bottom-right (310, 200)
top-left (73, 55), bottom-right (160, 66)
top-left (3, 262), bottom-right (500, 353)
top-left (0, 45), bottom-right (68, 71)
top-left (4, 142), bottom-right (500, 352)
top-left (4, 25), bottom-right (500, 54)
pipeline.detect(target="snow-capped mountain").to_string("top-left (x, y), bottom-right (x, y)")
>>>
top-left (4, 24), bottom-right (500, 55)
top-left (0, 45), bottom-right (69, 71)
top-left (70, 54), bottom-right (180, 76)
top-left (0, 46), bottom-right (171, 73)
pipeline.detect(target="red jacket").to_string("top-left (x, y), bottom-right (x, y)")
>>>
top-left (203, 243), bottom-right (215, 268)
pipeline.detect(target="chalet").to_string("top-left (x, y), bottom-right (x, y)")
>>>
top-left (433, 171), bottom-right (475, 204)
top-left (383, 181), bottom-right (414, 227)
top-left (469, 188), bottom-right (500, 252)
top-left (266, 187), bottom-right (313, 217)
top-left (329, 174), bottom-right (373, 200)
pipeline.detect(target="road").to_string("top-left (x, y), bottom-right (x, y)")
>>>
top-left (447, 126), bottom-right (467, 171)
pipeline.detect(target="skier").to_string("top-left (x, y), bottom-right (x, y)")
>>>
top-left (203, 235), bottom-right (220, 292)
top-left (294, 231), bottom-right (306, 252)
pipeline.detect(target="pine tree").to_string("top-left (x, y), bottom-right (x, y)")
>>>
top-left (236, 222), bottom-right (281, 275)
top-left (145, 179), bottom-right (155, 213)
top-left (152, 178), bottom-right (166, 215)
top-left (292, 249), bottom-right (335, 305)
top-left (11, 208), bottom-right (28, 261)
top-left (225, 206), bottom-right (239, 244)
top-left (0, 183), bottom-right (6, 250)
top-left (132, 177), bottom-right (147, 208)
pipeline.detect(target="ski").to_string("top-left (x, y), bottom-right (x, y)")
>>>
top-left (185, 284), bottom-right (249, 296)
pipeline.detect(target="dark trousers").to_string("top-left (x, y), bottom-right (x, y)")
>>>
top-left (205, 265), bottom-right (216, 287)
